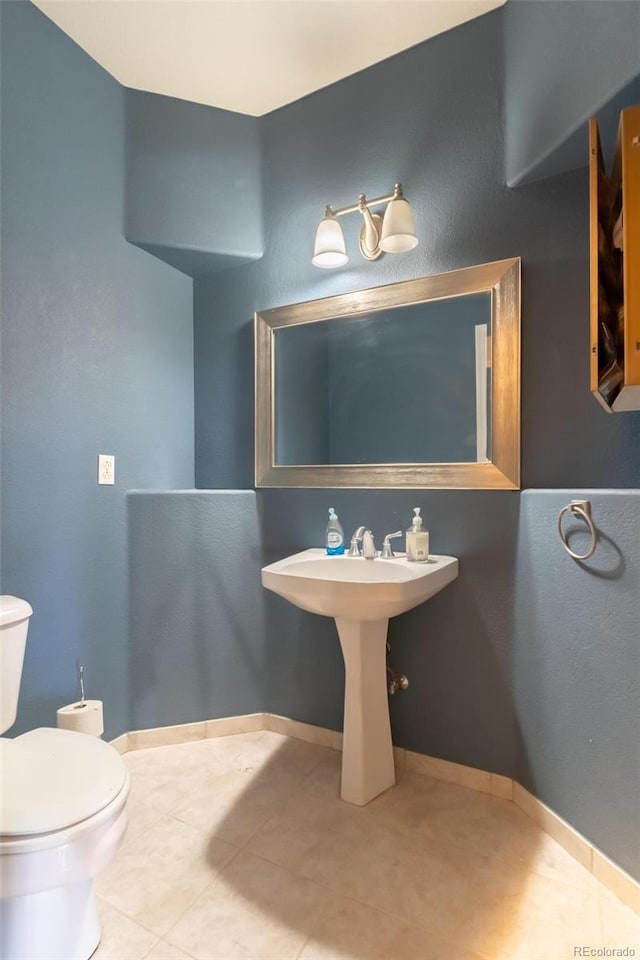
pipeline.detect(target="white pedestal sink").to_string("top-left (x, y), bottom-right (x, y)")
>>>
top-left (261, 549), bottom-right (459, 805)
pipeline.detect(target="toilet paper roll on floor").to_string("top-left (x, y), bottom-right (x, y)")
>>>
top-left (56, 699), bottom-right (104, 737)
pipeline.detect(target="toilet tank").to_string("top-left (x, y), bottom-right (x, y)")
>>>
top-left (0, 596), bottom-right (33, 735)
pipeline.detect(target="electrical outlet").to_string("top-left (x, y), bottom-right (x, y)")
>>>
top-left (98, 454), bottom-right (115, 485)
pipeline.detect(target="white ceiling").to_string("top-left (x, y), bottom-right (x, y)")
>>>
top-left (33, 0), bottom-right (505, 117)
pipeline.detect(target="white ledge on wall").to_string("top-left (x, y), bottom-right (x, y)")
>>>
top-left (111, 713), bottom-right (640, 916)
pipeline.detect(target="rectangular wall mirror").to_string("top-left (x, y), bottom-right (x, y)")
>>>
top-left (255, 258), bottom-right (520, 489)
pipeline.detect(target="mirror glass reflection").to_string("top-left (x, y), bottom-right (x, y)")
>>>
top-left (274, 292), bottom-right (492, 466)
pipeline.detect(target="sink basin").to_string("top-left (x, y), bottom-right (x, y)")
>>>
top-left (261, 549), bottom-right (459, 621)
top-left (261, 547), bottom-right (459, 807)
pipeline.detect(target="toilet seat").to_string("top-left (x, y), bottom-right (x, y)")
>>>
top-left (1, 727), bottom-right (128, 838)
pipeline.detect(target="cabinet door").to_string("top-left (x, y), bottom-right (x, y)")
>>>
top-left (619, 105), bottom-right (640, 396)
top-left (589, 118), bottom-right (603, 406)
top-left (591, 106), bottom-right (640, 413)
top-left (589, 117), bottom-right (622, 411)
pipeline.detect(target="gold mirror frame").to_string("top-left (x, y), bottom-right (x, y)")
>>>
top-left (255, 257), bottom-right (520, 489)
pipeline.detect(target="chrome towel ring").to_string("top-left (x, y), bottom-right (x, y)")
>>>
top-left (557, 500), bottom-right (597, 560)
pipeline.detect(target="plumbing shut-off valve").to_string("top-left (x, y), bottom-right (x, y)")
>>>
top-left (388, 671), bottom-right (409, 695)
top-left (386, 640), bottom-right (409, 695)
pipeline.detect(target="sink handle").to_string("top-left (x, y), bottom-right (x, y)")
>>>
top-left (380, 530), bottom-right (402, 559)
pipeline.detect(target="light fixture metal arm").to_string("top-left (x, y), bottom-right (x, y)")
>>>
top-left (330, 183), bottom-right (404, 219)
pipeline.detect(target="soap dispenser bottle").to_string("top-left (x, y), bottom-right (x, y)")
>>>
top-left (326, 508), bottom-right (345, 555)
top-left (406, 507), bottom-right (429, 562)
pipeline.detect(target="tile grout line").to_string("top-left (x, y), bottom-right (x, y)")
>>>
top-left (160, 845), bottom-right (245, 954)
top-left (95, 896), bottom-right (166, 958)
top-left (140, 934), bottom-right (163, 960)
top-left (237, 790), bottom-right (303, 854)
top-left (246, 852), bottom-right (493, 960)
top-left (106, 731), bottom-right (632, 957)
top-left (243, 766), bottom-right (582, 904)
top-left (118, 804), bottom-right (165, 853)
top-left (294, 937), bottom-right (311, 960)
top-left (112, 712), bottom-right (640, 915)
top-left (223, 746), bottom-right (332, 855)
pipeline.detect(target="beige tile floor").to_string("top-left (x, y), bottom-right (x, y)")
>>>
top-left (94, 731), bottom-right (639, 960)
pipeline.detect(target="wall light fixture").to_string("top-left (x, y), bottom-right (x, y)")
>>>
top-left (312, 183), bottom-right (418, 269)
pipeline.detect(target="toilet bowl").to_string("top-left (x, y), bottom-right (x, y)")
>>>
top-left (0, 597), bottom-right (130, 960)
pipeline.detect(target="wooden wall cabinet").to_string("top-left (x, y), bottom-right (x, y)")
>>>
top-left (589, 104), bottom-right (640, 412)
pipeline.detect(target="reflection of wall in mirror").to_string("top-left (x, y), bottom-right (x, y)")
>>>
top-left (326, 293), bottom-right (491, 465)
top-left (274, 322), bottom-right (329, 465)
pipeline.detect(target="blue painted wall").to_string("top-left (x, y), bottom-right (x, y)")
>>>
top-left (128, 492), bottom-right (264, 730)
top-left (257, 488), bottom-right (522, 784)
top-left (514, 490), bottom-right (640, 878)
top-left (125, 90), bottom-right (263, 277)
top-left (2, 0), bottom-right (639, 881)
top-left (524, 73), bottom-right (640, 187)
top-left (504, 0), bottom-right (640, 185)
top-left (192, 7), bottom-right (640, 878)
top-left (0, 1), bottom-right (194, 739)
top-left (196, 9), bottom-right (639, 490)
top-left (128, 485), bottom-right (640, 878)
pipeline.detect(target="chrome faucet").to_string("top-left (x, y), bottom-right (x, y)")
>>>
top-left (362, 530), bottom-right (377, 559)
top-left (348, 526), bottom-right (378, 558)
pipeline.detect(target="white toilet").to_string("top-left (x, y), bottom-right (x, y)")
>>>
top-left (0, 596), bottom-right (130, 960)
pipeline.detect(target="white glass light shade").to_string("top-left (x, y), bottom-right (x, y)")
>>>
top-left (379, 197), bottom-right (418, 253)
top-left (312, 217), bottom-right (348, 268)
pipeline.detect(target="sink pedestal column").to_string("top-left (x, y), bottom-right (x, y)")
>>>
top-left (335, 617), bottom-right (395, 806)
